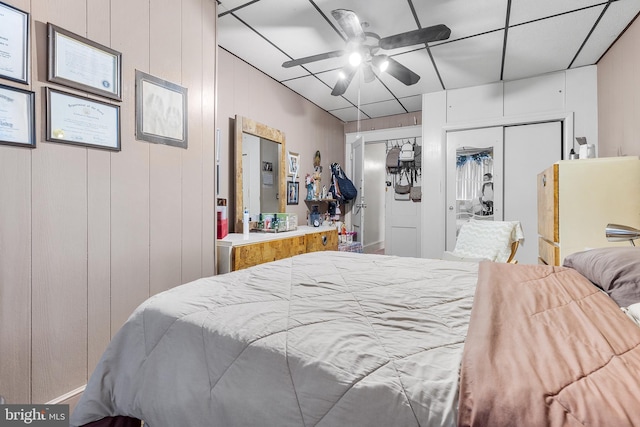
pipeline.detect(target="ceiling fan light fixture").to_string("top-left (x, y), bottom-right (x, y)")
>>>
top-left (338, 70), bottom-right (347, 80)
top-left (373, 55), bottom-right (389, 73)
top-left (349, 51), bottom-right (362, 67)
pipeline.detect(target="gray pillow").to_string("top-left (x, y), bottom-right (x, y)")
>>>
top-left (563, 247), bottom-right (640, 307)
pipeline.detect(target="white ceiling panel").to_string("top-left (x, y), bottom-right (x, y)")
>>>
top-left (503, 6), bottom-right (603, 80)
top-left (572, 0), bottom-right (640, 67)
top-left (328, 106), bottom-right (364, 122)
top-left (217, 14), bottom-right (306, 81)
top-left (510, 0), bottom-right (605, 25)
top-left (314, 0), bottom-right (421, 41)
top-left (360, 99), bottom-right (408, 118)
top-left (233, 0), bottom-right (345, 63)
top-left (398, 95), bottom-right (423, 113)
top-left (431, 30), bottom-right (504, 89)
top-left (414, 0), bottom-right (508, 40)
top-left (282, 75), bottom-right (353, 111)
top-left (218, 1), bottom-right (256, 13)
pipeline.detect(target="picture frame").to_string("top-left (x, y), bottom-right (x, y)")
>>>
top-left (45, 87), bottom-right (121, 151)
top-left (0, 2), bottom-right (29, 84)
top-left (287, 151), bottom-right (299, 176)
top-left (0, 83), bottom-right (35, 148)
top-left (287, 181), bottom-right (299, 205)
top-left (135, 70), bottom-right (188, 148)
top-left (47, 23), bottom-right (122, 101)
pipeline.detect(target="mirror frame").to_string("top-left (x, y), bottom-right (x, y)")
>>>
top-left (234, 115), bottom-right (286, 232)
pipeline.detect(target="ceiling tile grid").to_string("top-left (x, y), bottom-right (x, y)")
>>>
top-left (217, 0), bottom-right (640, 121)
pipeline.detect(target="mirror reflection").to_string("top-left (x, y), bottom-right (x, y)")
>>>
top-left (242, 133), bottom-right (281, 218)
top-left (234, 115), bottom-right (286, 232)
top-left (455, 146), bottom-right (494, 235)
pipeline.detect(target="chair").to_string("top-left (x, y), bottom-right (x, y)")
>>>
top-left (443, 219), bottom-right (524, 263)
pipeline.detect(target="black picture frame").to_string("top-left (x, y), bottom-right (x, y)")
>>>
top-left (287, 181), bottom-right (299, 205)
top-left (135, 70), bottom-right (188, 148)
top-left (0, 2), bottom-right (29, 84)
top-left (47, 23), bottom-right (122, 101)
top-left (0, 83), bottom-right (35, 148)
top-left (45, 87), bottom-right (121, 151)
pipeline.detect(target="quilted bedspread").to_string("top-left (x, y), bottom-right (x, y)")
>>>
top-left (459, 262), bottom-right (640, 427)
top-left (71, 251), bottom-right (479, 427)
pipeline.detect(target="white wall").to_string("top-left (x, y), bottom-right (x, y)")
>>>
top-left (421, 66), bottom-right (598, 259)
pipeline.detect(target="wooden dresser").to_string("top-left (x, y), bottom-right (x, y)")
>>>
top-left (537, 157), bottom-right (640, 266)
top-left (217, 226), bottom-right (338, 273)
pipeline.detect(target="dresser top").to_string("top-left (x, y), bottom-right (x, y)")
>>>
top-left (217, 225), bottom-right (336, 247)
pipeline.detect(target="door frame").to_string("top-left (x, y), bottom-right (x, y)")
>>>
top-left (345, 125), bottom-right (422, 240)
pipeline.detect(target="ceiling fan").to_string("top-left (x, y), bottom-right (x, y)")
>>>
top-left (282, 9), bottom-right (451, 96)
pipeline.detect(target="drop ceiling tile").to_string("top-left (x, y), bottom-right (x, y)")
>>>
top-left (217, 1), bottom-right (255, 14)
top-left (398, 95), bottom-right (423, 113)
top-left (328, 106), bottom-right (364, 122)
top-left (510, 0), bottom-right (605, 25)
top-left (360, 99), bottom-right (408, 118)
top-left (233, 0), bottom-right (345, 65)
top-left (572, 0), bottom-right (640, 67)
top-left (282, 75), bottom-right (353, 111)
top-left (503, 6), bottom-right (603, 80)
top-left (217, 14), bottom-right (307, 81)
top-left (431, 30), bottom-right (504, 90)
top-left (414, 0), bottom-right (508, 40)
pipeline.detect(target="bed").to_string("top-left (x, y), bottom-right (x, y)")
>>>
top-left (70, 249), bottom-right (640, 427)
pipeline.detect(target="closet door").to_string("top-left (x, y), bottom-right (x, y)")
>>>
top-left (446, 127), bottom-right (504, 251)
top-left (503, 121), bottom-right (562, 264)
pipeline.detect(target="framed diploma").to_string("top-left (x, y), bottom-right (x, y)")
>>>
top-left (47, 23), bottom-right (122, 101)
top-left (0, 2), bottom-right (29, 84)
top-left (46, 87), bottom-right (120, 151)
top-left (0, 83), bottom-right (35, 148)
top-left (135, 70), bottom-right (188, 149)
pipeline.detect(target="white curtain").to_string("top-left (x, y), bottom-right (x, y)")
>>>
top-left (456, 152), bottom-right (493, 201)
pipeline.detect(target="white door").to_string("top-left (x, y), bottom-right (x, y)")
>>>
top-left (503, 121), bottom-right (562, 264)
top-left (351, 137), bottom-right (365, 243)
top-left (384, 138), bottom-right (422, 257)
top-left (362, 142), bottom-right (386, 253)
top-left (446, 127), bottom-right (504, 251)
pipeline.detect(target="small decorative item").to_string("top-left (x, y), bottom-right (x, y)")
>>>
top-left (287, 181), bottom-right (299, 205)
top-left (287, 151), bottom-right (299, 176)
top-left (305, 174), bottom-right (314, 200)
top-left (314, 150), bottom-right (321, 168)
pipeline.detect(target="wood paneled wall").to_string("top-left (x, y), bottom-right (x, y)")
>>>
top-left (0, 0), bottom-right (216, 404)
top-left (598, 15), bottom-right (640, 157)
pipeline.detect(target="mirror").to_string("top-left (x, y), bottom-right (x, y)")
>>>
top-left (234, 115), bottom-right (286, 232)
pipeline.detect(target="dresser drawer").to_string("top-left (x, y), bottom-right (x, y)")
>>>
top-left (538, 237), bottom-right (559, 266)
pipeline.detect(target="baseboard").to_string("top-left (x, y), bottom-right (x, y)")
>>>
top-left (46, 385), bottom-right (86, 405)
top-left (363, 240), bottom-right (384, 254)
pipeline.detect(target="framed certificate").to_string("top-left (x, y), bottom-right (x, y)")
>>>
top-left (0, 83), bottom-right (35, 148)
top-left (135, 70), bottom-right (188, 148)
top-left (47, 23), bottom-right (122, 101)
top-left (0, 2), bottom-right (29, 84)
top-left (46, 87), bottom-right (120, 151)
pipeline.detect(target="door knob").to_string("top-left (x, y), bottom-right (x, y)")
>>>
top-left (449, 206), bottom-right (454, 210)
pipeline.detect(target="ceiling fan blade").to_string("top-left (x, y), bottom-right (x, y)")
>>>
top-left (385, 57), bottom-right (420, 85)
top-left (282, 50), bottom-right (345, 68)
top-left (379, 24), bottom-right (451, 50)
top-left (363, 63), bottom-right (376, 83)
top-left (331, 67), bottom-right (357, 96)
top-left (331, 9), bottom-right (365, 42)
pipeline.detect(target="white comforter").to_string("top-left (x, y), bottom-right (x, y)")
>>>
top-left (71, 251), bottom-right (479, 427)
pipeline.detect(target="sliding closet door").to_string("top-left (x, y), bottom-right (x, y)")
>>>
top-left (504, 121), bottom-right (562, 264)
top-left (445, 127), bottom-right (504, 251)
